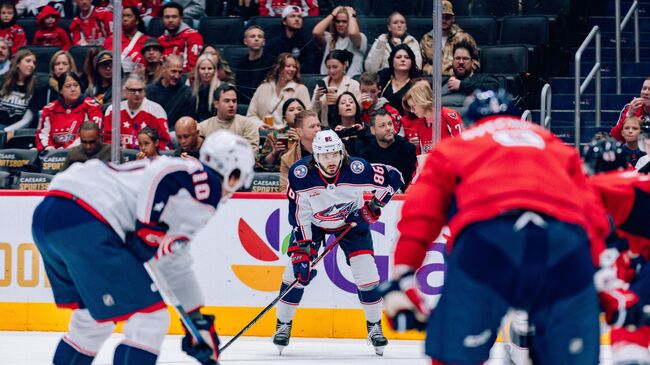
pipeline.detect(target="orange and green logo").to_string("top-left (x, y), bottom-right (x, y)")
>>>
top-left (231, 209), bottom-right (290, 292)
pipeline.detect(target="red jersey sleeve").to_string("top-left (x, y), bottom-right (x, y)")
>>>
top-left (11, 25), bottom-right (26, 53)
top-left (69, 17), bottom-right (82, 45)
top-left (259, 0), bottom-right (270, 16)
top-left (184, 30), bottom-right (203, 73)
top-left (102, 107), bottom-right (113, 144)
top-left (57, 28), bottom-right (72, 50)
top-left (306, 0), bottom-right (319, 15)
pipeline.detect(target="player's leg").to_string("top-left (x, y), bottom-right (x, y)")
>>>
top-left (505, 310), bottom-right (534, 365)
top-left (114, 309), bottom-right (170, 365)
top-left (53, 309), bottom-right (116, 365)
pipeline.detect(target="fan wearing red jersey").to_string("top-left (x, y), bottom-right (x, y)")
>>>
top-left (69, 0), bottom-right (113, 46)
top-left (380, 90), bottom-right (608, 365)
top-left (158, 2), bottom-right (203, 74)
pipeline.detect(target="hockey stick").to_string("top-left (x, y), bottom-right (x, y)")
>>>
top-left (219, 223), bottom-right (355, 353)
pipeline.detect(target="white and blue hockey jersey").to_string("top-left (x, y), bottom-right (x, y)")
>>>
top-left (287, 156), bottom-right (404, 242)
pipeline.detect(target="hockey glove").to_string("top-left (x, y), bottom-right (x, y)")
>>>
top-left (378, 270), bottom-right (429, 332)
top-left (616, 250), bottom-right (645, 283)
top-left (346, 199), bottom-right (383, 228)
top-left (181, 311), bottom-right (220, 365)
top-left (291, 244), bottom-right (318, 285)
top-left (599, 288), bottom-right (643, 328)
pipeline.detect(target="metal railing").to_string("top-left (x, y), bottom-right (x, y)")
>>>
top-left (615, 0), bottom-right (640, 94)
top-left (540, 83), bottom-right (552, 129)
top-left (521, 110), bottom-right (532, 122)
top-left (575, 26), bottom-right (601, 148)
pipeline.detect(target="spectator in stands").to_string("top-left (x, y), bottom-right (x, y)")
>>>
top-left (158, 2), bottom-right (204, 73)
top-left (611, 78), bottom-right (650, 142)
top-left (85, 50), bottom-right (114, 109)
top-left (420, 0), bottom-right (478, 76)
top-left (620, 116), bottom-right (646, 166)
top-left (442, 41), bottom-right (500, 111)
top-left (146, 54), bottom-right (194, 129)
top-left (0, 37), bottom-right (8, 77)
top-left (16, 0), bottom-right (65, 18)
top-left (200, 45), bottom-right (236, 84)
top-left (378, 44), bottom-right (421, 115)
top-left (258, 97), bottom-right (305, 171)
top-left (360, 108), bottom-right (417, 188)
top-left (402, 79), bottom-right (463, 154)
top-left (365, 12), bottom-right (422, 74)
top-left (81, 47), bottom-right (99, 91)
top-left (224, 0), bottom-right (260, 18)
top-left (139, 1), bottom-right (164, 26)
top-left (103, 6), bottom-right (148, 74)
top-left (358, 72), bottom-right (402, 130)
top-left (0, 49), bottom-right (36, 132)
top-left (70, 0), bottom-right (113, 46)
top-left (247, 53), bottom-right (311, 129)
top-left (260, 0), bottom-right (318, 17)
top-left (331, 91), bottom-right (369, 157)
top-left (141, 38), bottom-right (164, 85)
top-left (235, 25), bottom-right (275, 104)
top-left (279, 109), bottom-right (321, 191)
top-left (104, 73), bottom-right (172, 150)
top-left (313, 5), bottom-right (366, 77)
top-left (61, 121), bottom-right (111, 171)
top-left (311, 49), bottom-right (360, 127)
top-left (44, 51), bottom-right (78, 104)
top-left (136, 127), bottom-right (161, 159)
top-left (192, 54), bottom-right (220, 122)
top-left (0, 2), bottom-right (25, 55)
top-left (172, 0), bottom-right (206, 20)
top-left (265, 5), bottom-right (322, 74)
top-left (198, 83), bottom-right (259, 156)
top-left (173, 116), bottom-right (203, 158)
top-left (36, 71), bottom-right (103, 151)
top-left (33, 5), bottom-right (71, 50)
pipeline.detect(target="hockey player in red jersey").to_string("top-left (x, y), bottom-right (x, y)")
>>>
top-left (69, 0), bottom-right (113, 46)
top-left (158, 2), bottom-right (203, 73)
top-left (380, 90), bottom-right (609, 364)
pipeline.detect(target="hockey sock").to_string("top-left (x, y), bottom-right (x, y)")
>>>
top-left (358, 287), bottom-right (382, 323)
top-left (53, 338), bottom-right (94, 365)
top-left (277, 282), bottom-right (305, 323)
top-left (113, 343), bottom-right (157, 365)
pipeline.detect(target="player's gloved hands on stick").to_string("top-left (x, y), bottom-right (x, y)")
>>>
top-left (291, 243), bottom-right (318, 285)
top-left (598, 288), bottom-right (650, 328)
top-left (378, 269), bottom-right (429, 332)
top-left (181, 311), bottom-right (220, 365)
top-left (346, 198), bottom-right (383, 229)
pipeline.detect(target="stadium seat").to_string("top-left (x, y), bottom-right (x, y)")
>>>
top-left (406, 17), bottom-right (431, 41)
top-left (221, 45), bottom-right (249, 66)
top-left (499, 16), bottom-right (550, 46)
top-left (356, 17), bottom-right (388, 47)
top-left (301, 74), bottom-right (323, 98)
top-left (372, 0), bottom-right (420, 16)
top-left (4, 135), bottom-right (37, 150)
top-left (0, 131), bottom-right (6, 149)
top-left (237, 103), bottom-right (249, 116)
top-left (59, 18), bottom-right (72, 33)
top-left (422, 0), bottom-right (470, 16)
top-left (16, 18), bottom-right (37, 44)
top-left (248, 16), bottom-right (285, 42)
top-left (456, 16), bottom-right (498, 46)
top-left (522, 0), bottom-right (569, 15)
top-left (122, 149), bottom-right (140, 162)
top-left (199, 17), bottom-right (246, 46)
top-left (469, 0), bottom-right (518, 16)
top-left (303, 16), bottom-right (325, 33)
top-left (0, 148), bottom-right (40, 173)
top-left (14, 128), bottom-right (37, 137)
top-left (39, 149), bottom-right (69, 175)
top-left (22, 46), bottom-right (61, 74)
top-left (250, 172), bottom-right (280, 192)
top-left (148, 17), bottom-right (195, 38)
top-left (479, 45), bottom-right (529, 74)
top-left (0, 170), bottom-right (12, 189)
top-left (68, 46), bottom-right (94, 70)
top-left (13, 171), bottom-right (53, 190)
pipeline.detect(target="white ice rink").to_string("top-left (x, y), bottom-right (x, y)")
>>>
top-left (0, 331), bottom-right (613, 365)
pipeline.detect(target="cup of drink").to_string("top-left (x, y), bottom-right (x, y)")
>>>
top-left (361, 94), bottom-right (373, 110)
top-left (277, 133), bottom-right (289, 150)
top-left (287, 135), bottom-right (297, 150)
top-left (264, 115), bottom-right (274, 128)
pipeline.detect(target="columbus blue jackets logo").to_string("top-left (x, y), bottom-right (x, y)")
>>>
top-left (294, 165), bottom-right (308, 178)
top-left (313, 202), bottom-right (355, 222)
top-left (350, 160), bottom-right (364, 174)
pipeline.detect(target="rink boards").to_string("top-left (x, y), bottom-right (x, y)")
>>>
top-left (0, 191), bottom-right (446, 340)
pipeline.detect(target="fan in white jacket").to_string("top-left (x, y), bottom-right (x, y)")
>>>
top-left (364, 12), bottom-right (422, 73)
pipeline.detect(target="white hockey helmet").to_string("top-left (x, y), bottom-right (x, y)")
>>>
top-left (312, 130), bottom-right (344, 176)
top-left (200, 130), bottom-right (255, 193)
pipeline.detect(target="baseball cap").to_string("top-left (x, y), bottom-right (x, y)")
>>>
top-left (442, 0), bottom-right (455, 15)
top-left (282, 5), bottom-right (302, 19)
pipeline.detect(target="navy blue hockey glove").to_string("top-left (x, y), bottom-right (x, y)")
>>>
top-left (181, 312), bottom-right (220, 365)
top-left (378, 270), bottom-right (429, 332)
top-left (346, 199), bottom-right (383, 228)
top-left (291, 244), bottom-right (318, 285)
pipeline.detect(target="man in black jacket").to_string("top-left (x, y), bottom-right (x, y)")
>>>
top-left (359, 109), bottom-right (417, 188)
top-left (235, 25), bottom-right (275, 103)
top-left (145, 55), bottom-right (194, 130)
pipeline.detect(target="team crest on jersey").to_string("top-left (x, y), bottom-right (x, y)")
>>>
top-left (294, 165), bottom-right (308, 178)
top-left (350, 160), bottom-right (364, 174)
top-left (313, 202), bottom-right (355, 222)
top-left (447, 111), bottom-right (457, 119)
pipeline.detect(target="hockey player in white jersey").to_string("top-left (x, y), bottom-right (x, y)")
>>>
top-left (31, 130), bottom-right (255, 365)
top-left (272, 130), bottom-right (404, 355)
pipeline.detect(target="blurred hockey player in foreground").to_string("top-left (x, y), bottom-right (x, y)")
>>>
top-left (32, 130), bottom-right (255, 365)
top-left (380, 90), bottom-right (609, 364)
top-left (273, 128), bottom-right (404, 356)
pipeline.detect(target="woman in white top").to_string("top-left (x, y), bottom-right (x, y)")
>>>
top-left (311, 49), bottom-right (360, 128)
top-left (247, 53), bottom-right (311, 129)
top-left (313, 5), bottom-right (367, 77)
top-left (365, 11), bottom-right (422, 73)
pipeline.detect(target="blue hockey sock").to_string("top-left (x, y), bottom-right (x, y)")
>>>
top-left (280, 282), bottom-right (305, 305)
top-left (53, 339), bottom-right (94, 365)
top-left (113, 343), bottom-right (157, 365)
top-left (357, 287), bottom-right (382, 304)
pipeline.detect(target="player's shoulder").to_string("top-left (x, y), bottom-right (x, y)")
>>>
top-left (42, 100), bottom-right (59, 112)
top-left (289, 156), bottom-right (312, 178)
top-left (345, 157), bottom-right (372, 176)
top-left (82, 97), bottom-right (100, 108)
top-left (147, 155), bottom-right (202, 175)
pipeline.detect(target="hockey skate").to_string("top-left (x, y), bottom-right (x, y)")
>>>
top-left (272, 320), bottom-right (292, 355)
top-left (367, 320), bottom-right (388, 356)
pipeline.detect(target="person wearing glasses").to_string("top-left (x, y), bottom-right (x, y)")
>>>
top-left (441, 41), bottom-right (500, 113)
top-left (103, 73), bottom-right (172, 151)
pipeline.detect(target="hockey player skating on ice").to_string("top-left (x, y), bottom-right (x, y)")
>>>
top-left (31, 130), bottom-right (254, 365)
top-left (380, 90), bottom-right (609, 364)
top-left (273, 129), bottom-right (404, 356)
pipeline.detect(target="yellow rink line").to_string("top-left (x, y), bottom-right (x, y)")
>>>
top-left (0, 303), bottom-right (610, 345)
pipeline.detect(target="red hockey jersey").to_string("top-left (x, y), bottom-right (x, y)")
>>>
top-left (0, 24), bottom-right (26, 54)
top-left (103, 32), bottom-right (148, 71)
top-left (69, 6), bottom-right (113, 46)
top-left (259, 0), bottom-right (319, 16)
top-left (36, 97), bottom-right (103, 151)
top-left (103, 99), bottom-right (172, 150)
top-left (158, 24), bottom-right (203, 73)
top-left (393, 115), bottom-right (609, 269)
top-left (401, 107), bottom-right (463, 154)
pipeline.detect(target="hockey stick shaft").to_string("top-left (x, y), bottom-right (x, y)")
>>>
top-left (219, 223), bottom-right (355, 353)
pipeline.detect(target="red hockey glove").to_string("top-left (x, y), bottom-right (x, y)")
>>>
top-left (599, 288), bottom-right (640, 328)
top-left (378, 270), bottom-right (429, 332)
